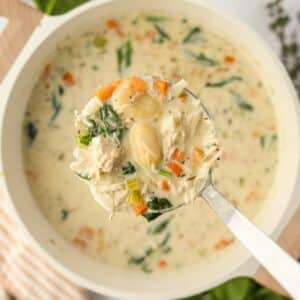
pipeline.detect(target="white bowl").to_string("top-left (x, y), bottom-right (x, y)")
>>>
top-left (1, 0), bottom-right (300, 299)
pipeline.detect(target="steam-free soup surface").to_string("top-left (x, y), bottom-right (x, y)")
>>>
top-left (23, 12), bottom-right (277, 273)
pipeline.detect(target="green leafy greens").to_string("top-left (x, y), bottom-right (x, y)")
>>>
top-left (142, 197), bottom-right (172, 222)
top-left (33, 0), bottom-right (88, 15)
top-left (50, 94), bottom-right (62, 121)
top-left (183, 27), bottom-right (201, 43)
top-left (206, 76), bottom-right (242, 88)
top-left (122, 162), bottom-right (136, 175)
top-left (25, 121), bottom-right (38, 144)
top-left (153, 24), bottom-right (170, 43)
top-left (185, 50), bottom-right (218, 66)
top-left (117, 40), bottom-right (133, 74)
top-left (60, 209), bottom-right (69, 221)
top-left (180, 277), bottom-right (288, 300)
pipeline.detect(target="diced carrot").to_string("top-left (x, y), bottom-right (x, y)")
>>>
top-left (73, 238), bottom-right (87, 249)
top-left (43, 63), bottom-right (51, 77)
top-left (129, 76), bottom-right (147, 93)
top-left (224, 55), bottom-right (235, 64)
top-left (133, 202), bottom-right (148, 216)
top-left (62, 71), bottom-right (75, 85)
top-left (161, 180), bottom-right (170, 192)
top-left (96, 84), bottom-right (117, 102)
top-left (214, 238), bottom-right (233, 250)
top-left (191, 147), bottom-right (204, 167)
top-left (134, 33), bottom-right (142, 41)
top-left (251, 130), bottom-right (260, 138)
top-left (106, 19), bottom-right (119, 29)
top-left (171, 148), bottom-right (184, 163)
top-left (79, 226), bottom-right (95, 240)
top-left (158, 259), bottom-right (168, 268)
top-left (166, 162), bottom-right (183, 177)
top-left (154, 79), bottom-right (169, 97)
top-left (245, 190), bottom-right (257, 203)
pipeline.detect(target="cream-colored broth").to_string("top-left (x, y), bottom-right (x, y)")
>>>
top-left (23, 12), bottom-right (277, 272)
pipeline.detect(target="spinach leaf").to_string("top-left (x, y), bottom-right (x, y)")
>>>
top-left (77, 134), bottom-right (92, 146)
top-left (180, 277), bottom-right (288, 300)
top-left (122, 162), bottom-right (136, 175)
top-left (183, 27), bottom-right (201, 43)
top-left (185, 50), bottom-right (218, 66)
top-left (51, 94), bottom-right (62, 121)
top-left (206, 76), bottom-right (242, 87)
top-left (231, 91), bottom-right (254, 111)
top-left (159, 232), bottom-right (171, 248)
top-left (117, 40), bottom-right (133, 74)
top-left (58, 85), bottom-right (64, 95)
top-left (153, 24), bottom-right (170, 43)
top-left (25, 121), bottom-right (38, 144)
top-left (142, 197), bottom-right (172, 222)
top-left (145, 16), bottom-right (168, 22)
top-left (99, 104), bottom-right (124, 140)
top-left (33, 0), bottom-right (88, 15)
top-left (128, 255), bottom-right (145, 265)
top-left (147, 218), bottom-right (170, 235)
top-left (60, 209), bottom-right (69, 221)
top-left (76, 172), bottom-right (92, 180)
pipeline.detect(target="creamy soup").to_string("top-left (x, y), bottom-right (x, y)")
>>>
top-left (23, 12), bottom-right (278, 273)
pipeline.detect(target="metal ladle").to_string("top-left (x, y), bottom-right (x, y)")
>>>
top-left (150, 85), bottom-right (300, 299)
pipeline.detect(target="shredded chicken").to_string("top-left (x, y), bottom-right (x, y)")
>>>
top-left (70, 135), bottom-right (121, 177)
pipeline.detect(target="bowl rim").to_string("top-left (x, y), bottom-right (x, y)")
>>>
top-left (1, 0), bottom-right (300, 299)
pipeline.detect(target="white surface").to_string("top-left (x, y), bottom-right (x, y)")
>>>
top-left (1, 0), bottom-right (300, 300)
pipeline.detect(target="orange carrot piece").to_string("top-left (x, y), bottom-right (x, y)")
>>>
top-left (158, 259), bottom-right (168, 268)
top-left (245, 190), bottom-right (257, 203)
top-left (154, 79), bottom-right (169, 96)
top-left (73, 238), bottom-right (87, 249)
top-left (79, 226), bottom-right (95, 240)
top-left (43, 63), bottom-right (51, 77)
top-left (224, 55), bottom-right (235, 64)
top-left (133, 202), bottom-right (148, 216)
top-left (106, 19), bottom-right (119, 29)
top-left (166, 162), bottom-right (183, 177)
top-left (129, 76), bottom-right (147, 93)
top-left (96, 84), bottom-right (117, 102)
top-left (161, 180), bottom-right (170, 192)
top-left (171, 148), bottom-right (184, 163)
top-left (251, 130), bottom-right (260, 138)
top-left (191, 147), bottom-right (204, 167)
top-left (214, 238), bottom-right (233, 250)
top-left (62, 71), bottom-right (75, 85)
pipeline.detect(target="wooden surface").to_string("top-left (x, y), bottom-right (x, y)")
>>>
top-left (0, 0), bottom-right (299, 297)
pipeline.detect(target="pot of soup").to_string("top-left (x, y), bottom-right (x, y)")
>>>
top-left (1, 0), bottom-right (300, 299)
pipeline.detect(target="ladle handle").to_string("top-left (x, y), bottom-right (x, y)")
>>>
top-left (202, 184), bottom-right (300, 299)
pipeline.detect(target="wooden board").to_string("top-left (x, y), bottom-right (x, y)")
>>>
top-left (0, 0), bottom-right (299, 297)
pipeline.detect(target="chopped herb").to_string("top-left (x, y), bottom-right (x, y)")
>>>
top-left (25, 121), bottom-right (38, 144)
top-left (145, 15), bottom-right (167, 22)
top-left (158, 169), bottom-right (171, 177)
top-left (58, 85), bottom-right (64, 95)
top-left (99, 104), bottom-right (124, 140)
top-left (128, 255), bottom-right (145, 265)
top-left (141, 264), bottom-right (152, 273)
top-left (77, 134), bottom-right (92, 146)
top-left (93, 35), bottom-right (107, 48)
top-left (148, 218), bottom-right (170, 235)
top-left (185, 49), bottom-right (218, 66)
top-left (148, 197), bottom-right (172, 210)
top-left (183, 27), bottom-right (201, 43)
top-left (153, 24), bottom-right (170, 43)
top-left (76, 172), bottom-right (92, 180)
top-left (122, 161), bottom-right (136, 175)
top-left (231, 91), bottom-right (254, 111)
top-left (117, 40), bottom-right (132, 74)
top-left (159, 232), bottom-right (171, 248)
top-left (58, 153), bottom-right (65, 160)
top-left (239, 177), bottom-right (245, 186)
top-left (272, 134), bottom-right (278, 141)
top-left (260, 135), bottom-right (266, 148)
top-left (50, 94), bottom-right (62, 121)
top-left (91, 65), bottom-right (99, 71)
top-left (60, 209), bottom-right (69, 221)
top-left (206, 76), bottom-right (242, 87)
top-left (142, 197), bottom-right (172, 222)
top-left (145, 246), bottom-right (154, 256)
